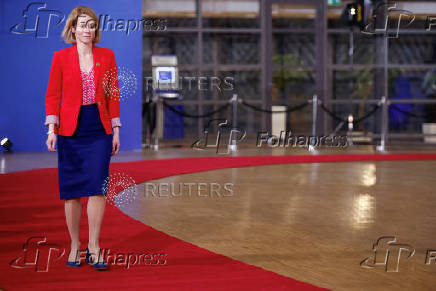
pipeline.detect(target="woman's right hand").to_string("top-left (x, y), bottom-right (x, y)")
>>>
top-left (46, 133), bottom-right (57, 152)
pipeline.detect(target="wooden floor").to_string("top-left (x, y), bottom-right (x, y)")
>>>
top-left (121, 159), bottom-right (436, 291)
top-left (2, 146), bottom-right (436, 290)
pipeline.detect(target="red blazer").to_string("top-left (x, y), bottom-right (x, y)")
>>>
top-left (45, 43), bottom-right (120, 136)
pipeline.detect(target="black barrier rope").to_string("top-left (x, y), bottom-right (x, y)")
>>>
top-left (354, 105), bottom-right (380, 124)
top-left (320, 103), bottom-right (380, 124)
top-left (390, 104), bottom-right (426, 119)
top-left (163, 100), bottom-right (230, 118)
top-left (319, 103), bottom-right (347, 123)
top-left (241, 100), bottom-right (310, 113)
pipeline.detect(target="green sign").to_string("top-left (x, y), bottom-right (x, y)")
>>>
top-left (327, 0), bottom-right (341, 5)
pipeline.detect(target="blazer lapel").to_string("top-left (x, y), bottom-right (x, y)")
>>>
top-left (92, 45), bottom-right (102, 102)
top-left (71, 43), bottom-right (83, 103)
top-left (71, 43), bottom-right (101, 104)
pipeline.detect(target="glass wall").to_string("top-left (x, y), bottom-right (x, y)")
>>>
top-left (327, 4), bottom-right (436, 141)
top-left (143, 0), bottom-right (436, 143)
top-left (143, 0), bottom-right (261, 137)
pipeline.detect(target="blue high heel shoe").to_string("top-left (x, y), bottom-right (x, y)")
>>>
top-left (85, 247), bottom-right (107, 270)
top-left (66, 249), bottom-right (81, 267)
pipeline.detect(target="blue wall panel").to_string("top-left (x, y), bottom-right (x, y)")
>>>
top-left (0, 0), bottom-right (142, 151)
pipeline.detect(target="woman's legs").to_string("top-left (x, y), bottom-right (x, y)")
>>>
top-left (87, 194), bottom-right (106, 263)
top-left (64, 198), bottom-right (82, 261)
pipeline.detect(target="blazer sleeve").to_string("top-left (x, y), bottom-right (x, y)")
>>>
top-left (44, 51), bottom-right (62, 126)
top-left (107, 49), bottom-right (122, 128)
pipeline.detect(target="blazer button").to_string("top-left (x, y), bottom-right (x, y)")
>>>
top-left (98, 101), bottom-right (101, 106)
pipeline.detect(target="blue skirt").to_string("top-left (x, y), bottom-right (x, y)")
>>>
top-left (57, 104), bottom-right (113, 200)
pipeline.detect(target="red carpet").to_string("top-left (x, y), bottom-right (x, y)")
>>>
top-left (1, 153), bottom-right (436, 290)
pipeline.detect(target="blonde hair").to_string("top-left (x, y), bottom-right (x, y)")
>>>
top-left (61, 6), bottom-right (101, 44)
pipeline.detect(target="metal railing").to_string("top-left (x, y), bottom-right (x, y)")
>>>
top-left (148, 93), bottom-right (436, 151)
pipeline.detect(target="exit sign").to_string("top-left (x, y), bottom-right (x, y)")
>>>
top-left (327, 0), bottom-right (341, 5)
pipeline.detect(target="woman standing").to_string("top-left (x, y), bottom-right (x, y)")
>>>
top-left (44, 6), bottom-right (121, 270)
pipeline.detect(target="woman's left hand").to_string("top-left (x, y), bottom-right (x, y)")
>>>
top-left (112, 128), bottom-right (120, 156)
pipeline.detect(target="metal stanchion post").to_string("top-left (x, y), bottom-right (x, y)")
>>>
top-left (228, 93), bottom-right (238, 152)
top-left (152, 96), bottom-right (163, 151)
top-left (312, 95), bottom-right (318, 136)
top-left (376, 96), bottom-right (387, 152)
top-left (347, 114), bottom-right (354, 146)
top-left (309, 95), bottom-right (318, 151)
